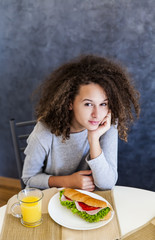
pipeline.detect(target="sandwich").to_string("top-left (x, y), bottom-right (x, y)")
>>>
top-left (59, 188), bottom-right (112, 223)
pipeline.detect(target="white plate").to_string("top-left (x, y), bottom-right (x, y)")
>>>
top-left (48, 189), bottom-right (114, 230)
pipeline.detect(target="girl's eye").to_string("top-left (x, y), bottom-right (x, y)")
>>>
top-left (100, 103), bottom-right (108, 106)
top-left (84, 103), bottom-right (93, 107)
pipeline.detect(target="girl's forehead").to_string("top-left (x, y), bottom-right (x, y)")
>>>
top-left (76, 83), bottom-right (107, 100)
top-left (78, 83), bottom-right (106, 94)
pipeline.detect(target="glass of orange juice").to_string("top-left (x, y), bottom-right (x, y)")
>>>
top-left (11, 188), bottom-right (44, 227)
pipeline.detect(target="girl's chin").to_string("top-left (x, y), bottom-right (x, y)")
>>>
top-left (71, 123), bottom-right (99, 132)
top-left (86, 125), bottom-right (99, 131)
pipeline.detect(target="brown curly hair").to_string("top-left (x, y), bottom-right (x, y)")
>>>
top-left (34, 55), bottom-right (140, 142)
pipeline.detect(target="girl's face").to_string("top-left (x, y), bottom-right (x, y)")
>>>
top-left (70, 83), bottom-right (109, 132)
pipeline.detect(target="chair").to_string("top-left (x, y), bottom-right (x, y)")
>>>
top-left (9, 119), bottom-right (37, 189)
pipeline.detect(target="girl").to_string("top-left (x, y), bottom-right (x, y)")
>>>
top-left (22, 55), bottom-right (140, 191)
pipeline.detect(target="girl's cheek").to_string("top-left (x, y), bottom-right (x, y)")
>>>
top-left (104, 108), bottom-right (109, 115)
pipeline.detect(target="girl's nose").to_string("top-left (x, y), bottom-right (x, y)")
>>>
top-left (91, 106), bottom-right (99, 118)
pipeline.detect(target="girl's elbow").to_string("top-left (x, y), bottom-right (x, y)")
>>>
top-left (95, 172), bottom-right (118, 190)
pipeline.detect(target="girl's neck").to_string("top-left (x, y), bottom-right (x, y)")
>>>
top-left (70, 125), bottom-right (86, 134)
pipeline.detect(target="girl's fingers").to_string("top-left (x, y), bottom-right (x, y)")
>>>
top-left (84, 188), bottom-right (95, 192)
top-left (83, 184), bottom-right (95, 191)
top-left (100, 111), bottom-right (111, 125)
top-left (82, 175), bottom-right (95, 189)
top-left (78, 170), bottom-right (92, 175)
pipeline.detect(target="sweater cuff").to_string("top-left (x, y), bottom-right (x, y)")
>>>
top-left (25, 173), bottom-right (51, 189)
top-left (86, 151), bottom-right (106, 167)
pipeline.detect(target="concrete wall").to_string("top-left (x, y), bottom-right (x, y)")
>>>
top-left (0, 0), bottom-right (154, 190)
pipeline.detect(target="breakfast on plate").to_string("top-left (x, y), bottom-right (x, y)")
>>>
top-left (59, 188), bottom-right (113, 223)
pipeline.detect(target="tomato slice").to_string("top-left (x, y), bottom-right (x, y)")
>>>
top-left (65, 196), bottom-right (72, 201)
top-left (78, 202), bottom-right (99, 211)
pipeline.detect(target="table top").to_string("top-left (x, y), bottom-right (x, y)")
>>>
top-left (0, 186), bottom-right (155, 237)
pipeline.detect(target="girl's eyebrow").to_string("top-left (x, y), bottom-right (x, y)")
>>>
top-left (82, 98), bottom-right (108, 102)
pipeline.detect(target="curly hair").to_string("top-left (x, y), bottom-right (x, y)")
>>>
top-left (34, 55), bottom-right (140, 142)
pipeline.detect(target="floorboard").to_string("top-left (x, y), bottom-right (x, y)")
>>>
top-left (0, 177), bottom-right (21, 207)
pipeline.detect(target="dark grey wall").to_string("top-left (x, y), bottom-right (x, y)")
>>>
top-left (0, 0), bottom-right (154, 191)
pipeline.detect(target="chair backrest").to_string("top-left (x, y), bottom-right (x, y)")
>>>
top-left (9, 119), bottom-right (37, 189)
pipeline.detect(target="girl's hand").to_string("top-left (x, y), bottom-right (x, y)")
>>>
top-left (48, 170), bottom-right (95, 191)
top-left (88, 110), bottom-right (111, 142)
top-left (69, 170), bottom-right (95, 192)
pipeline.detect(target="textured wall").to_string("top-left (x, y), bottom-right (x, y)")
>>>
top-left (0, 0), bottom-right (154, 190)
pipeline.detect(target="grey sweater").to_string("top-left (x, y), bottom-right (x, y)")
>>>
top-left (22, 121), bottom-right (118, 190)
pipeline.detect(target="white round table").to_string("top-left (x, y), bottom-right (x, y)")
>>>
top-left (0, 186), bottom-right (155, 236)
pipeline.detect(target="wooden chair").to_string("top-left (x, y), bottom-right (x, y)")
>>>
top-left (9, 119), bottom-right (37, 189)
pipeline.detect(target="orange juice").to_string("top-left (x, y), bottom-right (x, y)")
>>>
top-left (21, 196), bottom-right (41, 223)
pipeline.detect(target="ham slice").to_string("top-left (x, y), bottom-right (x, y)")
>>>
top-left (86, 208), bottom-right (102, 215)
top-left (61, 194), bottom-right (73, 202)
top-left (75, 201), bottom-right (102, 215)
top-left (75, 201), bottom-right (85, 212)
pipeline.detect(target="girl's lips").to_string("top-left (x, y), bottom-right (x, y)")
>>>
top-left (88, 121), bottom-right (100, 126)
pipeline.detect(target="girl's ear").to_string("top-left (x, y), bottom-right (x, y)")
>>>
top-left (69, 102), bottom-right (73, 110)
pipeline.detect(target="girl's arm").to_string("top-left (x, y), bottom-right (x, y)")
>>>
top-left (22, 136), bottom-right (50, 189)
top-left (48, 170), bottom-right (95, 191)
top-left (88, 111), bottom-right (111, 159)
top-left (22, 127), bottom-right (95, 191)
top-left (87, 112), bottom-right (118, 190)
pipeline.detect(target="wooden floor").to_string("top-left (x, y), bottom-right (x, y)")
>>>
top-left (0, 177), bottom-right (21, 207)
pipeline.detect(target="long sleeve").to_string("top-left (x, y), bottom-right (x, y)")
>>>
top-left (86, 125), bottom-right (118, 190)
top-left (22, 127), bottom-right (52, 189)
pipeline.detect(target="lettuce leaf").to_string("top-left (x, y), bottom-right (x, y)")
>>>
top-left (59, 190), bottom-right (110, 223)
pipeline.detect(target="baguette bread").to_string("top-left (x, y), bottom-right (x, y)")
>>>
top-left (63, 188), bottom-right (108, 208)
